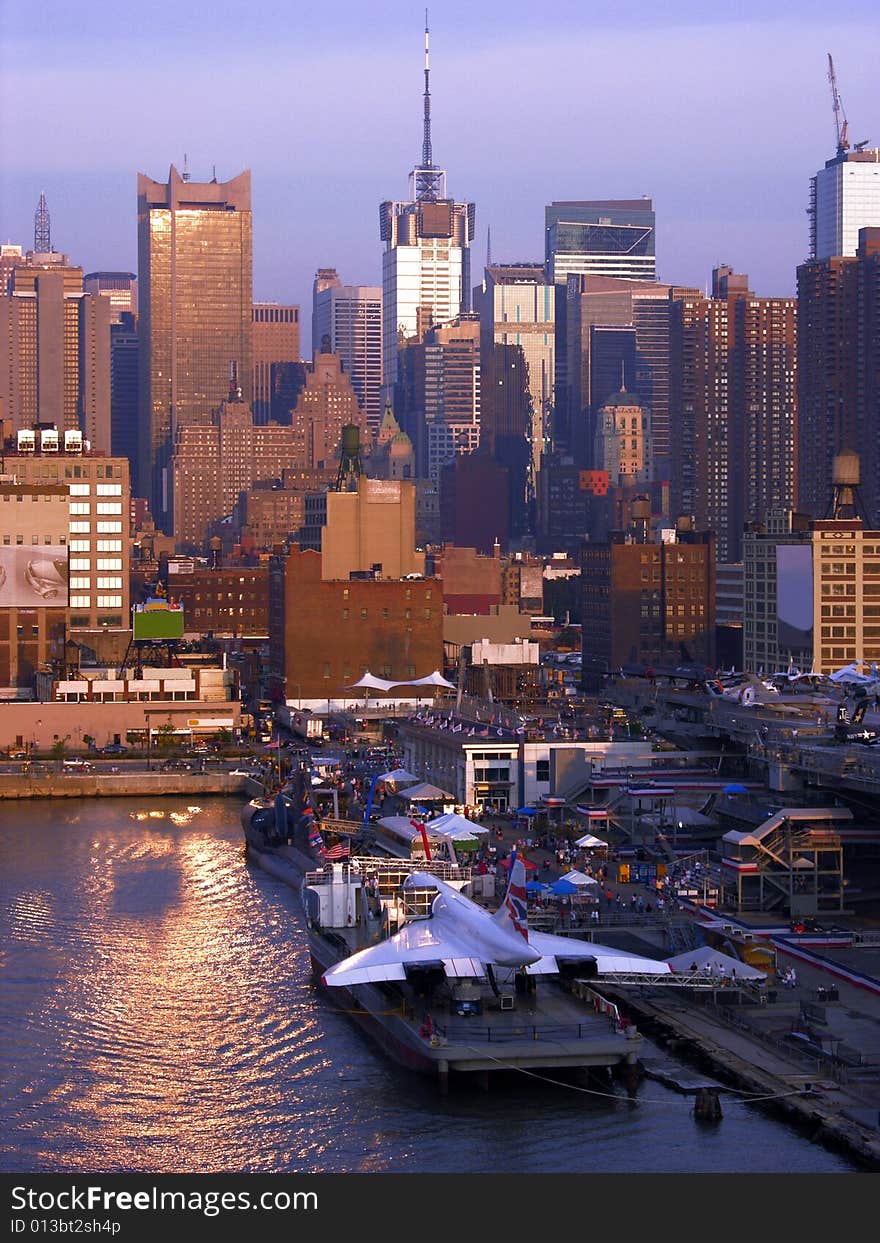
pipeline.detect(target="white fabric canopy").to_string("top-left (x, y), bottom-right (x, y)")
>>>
top-left (398, 782), bottom-right (455, 802)
top-left (574, 833), bottom-right (609, 848)
top-left (406, 670), bottom-right (456, 689)
top-left (559, 870), bottom-right (599, 888)
top-left (430, 811), bottom-right (489, 837)
top-left (346, 671), bottom-right (398, 692)
top-left (376, 768), bottom-right (419, 785)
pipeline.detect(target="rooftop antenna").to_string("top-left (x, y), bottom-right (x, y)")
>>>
top-left (211, 163), bottom-right (217, 183)
top-left (827, 53), bottom-right (850, 157)
top-left (182, 153), bottom-right (191, 183)
top-left (422, 10), bottom-right (433, 172)
top-left (34, 192), bottom-right (51, 253)
top-left (414, 11), bottom-right (443, 202)
top-left (486, 225), bottom-right (492, 268)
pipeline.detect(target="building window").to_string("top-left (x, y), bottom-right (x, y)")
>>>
top-left (536, 760), bottom-right (550, 782)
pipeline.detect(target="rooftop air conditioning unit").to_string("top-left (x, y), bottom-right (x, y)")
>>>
top-left (499, 994), bottom-right (515, 1011)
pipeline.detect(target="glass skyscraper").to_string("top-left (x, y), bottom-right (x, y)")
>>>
top-left (810, 148), bottom-right (880, 259)
top-left (545, 200), bottom-right (656, 284)
top-left (137, 164), bottom-right (253, 528)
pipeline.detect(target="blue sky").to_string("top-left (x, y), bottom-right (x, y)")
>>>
top-left (1, 0), bottom-right (878, 341)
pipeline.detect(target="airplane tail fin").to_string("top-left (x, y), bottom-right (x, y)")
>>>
top-left (492, 850), bottom-right (530, 942)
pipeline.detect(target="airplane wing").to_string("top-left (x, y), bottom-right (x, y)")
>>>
top-left (523, 930), bottom-right (674, 977)
top-left (321, 915), bottom-right (487, 987)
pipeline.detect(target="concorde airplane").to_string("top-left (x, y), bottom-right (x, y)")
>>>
top-left (321, 855), bottom-right (673, 988)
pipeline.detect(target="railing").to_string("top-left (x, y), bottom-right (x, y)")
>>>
top-left (713, 1003), bottom-right (849, 1083)
top-left (432, 1019), bottom-right (624, 1045)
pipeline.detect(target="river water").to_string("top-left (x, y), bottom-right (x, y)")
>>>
top-left (0, 796), bottom-right (858, 1174)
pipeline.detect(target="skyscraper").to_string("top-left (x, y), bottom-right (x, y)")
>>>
top-left (810, 148), bottom-right (880, 260)
top-left (252, 303), bottom-right (300, 424)
top-left (798, 228), bottom-right (880, 524)
top-left (474, 264), bottom-right (555, 485)
top-left (0, 242), bottom-right (111, 449)
top-left (669, 270), bottom-right (797, 563)
top-left (137, 165), bottom-right (253, 526)
top-left (379, 20), bottom-right (475, 397)
top-left (545, 200), bottom-right (656, 285)
top-left (312, 270), bottom-right (382, 434)
top-left (83, 272), bottom-right (138, 321)
top-left (288, 349), bottom-right (365, 473)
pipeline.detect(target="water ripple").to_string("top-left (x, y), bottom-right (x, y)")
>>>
top-left (0, 796), bottom-right (858, 1174)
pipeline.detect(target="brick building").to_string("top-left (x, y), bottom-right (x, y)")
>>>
top-left (269, 547), bottom-right (443, 701)
top-left (581, 509), bottom-right (715, 677)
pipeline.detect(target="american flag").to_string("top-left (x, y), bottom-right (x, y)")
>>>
top-left (321, 842), bottom-right (350, 861)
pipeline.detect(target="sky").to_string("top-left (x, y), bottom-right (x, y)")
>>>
top-left (1, 0), bottom-right (878, 345)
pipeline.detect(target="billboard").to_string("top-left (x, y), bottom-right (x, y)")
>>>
top-left (418, 200), bottom-right (454, 239)
top-left (132, 600), bottom-right (185, 640)
top-left (0, 546), bottom-right (68, 607)
top-left (776, 544), bottom-right (813, 652)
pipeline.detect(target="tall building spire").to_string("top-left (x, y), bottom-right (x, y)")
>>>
top-left (34, 192), bottom-right (51, 253)
top-left (422, 11), bottom-right (433, 171)
top-left (414, 12), bottom-right (444, 202)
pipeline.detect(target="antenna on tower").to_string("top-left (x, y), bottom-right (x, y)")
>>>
top-left (414, 12), bottom-right (443, 202)
top-left (34, 192), bottom-right (51, 253)
top-left (486, 226), bottom-right (492, 268)
top-left (827, 53), bottom-right (850, 157)
top-left (182, 153), bottom-right (191, 183)
top-left (422, 9), bottom-right (433, 171)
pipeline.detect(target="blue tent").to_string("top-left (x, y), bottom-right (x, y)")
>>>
top-left (526, 881), bottom-right (549, 893)
top-left (549, 878), bottom-right (578, 896)
top-left (723, 783), bottom-right (748, 794)
top-left (516, 806), bottom-right (537, 816)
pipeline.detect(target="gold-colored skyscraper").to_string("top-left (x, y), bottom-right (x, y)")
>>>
top-left (137, 165), bottom-right (253, 529)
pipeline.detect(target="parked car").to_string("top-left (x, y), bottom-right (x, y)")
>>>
top-left (101, 743), bottom-right (128, 755)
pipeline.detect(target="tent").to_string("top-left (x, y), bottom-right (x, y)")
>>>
top-left (526, 881), bottom-right (549, 894)
top-left (516, 806), bottom-right (537, 817)
top-left (559, 870), bottom-right (599, 888)
top-left (346, 671), bottom-right (399, 693)
top-left (397, 782), bottom-right (455, 802)
top-left (376, 768), bottom-right (419, 786)
top-left (549, 878), bottom-right (578, 895)
top-left (574, 832), bottom-right (609, 849)
top-left (405, 670), bottom-right (456, 689)
top-left (666, 945), bottom-right (765, 980)
top-left (430, 811), bottom-right (489, 837)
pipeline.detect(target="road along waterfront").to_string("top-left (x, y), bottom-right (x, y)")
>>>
top-left (0, 796), bottom-right (860, 1174)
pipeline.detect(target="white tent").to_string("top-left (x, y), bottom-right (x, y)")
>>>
top-left (665, 945), bottom-right (765, 980)
top-left (559, 870), bottom-right (599, 888)
top-left (405, 670), bottom-right (456, 689)
top-left (398, 782), bottom-right (455, 802)
top-left (574, 832), bottom-right (609, 849)
top-left (346, 671), bottom-right (399, 692)
top-left (430, 811), bottom-right (489, 837)
top-left (376, 768), bottom-right (419, 786)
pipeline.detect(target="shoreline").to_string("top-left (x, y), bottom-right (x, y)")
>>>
top-left (0, 771), bottom-right (250, 798)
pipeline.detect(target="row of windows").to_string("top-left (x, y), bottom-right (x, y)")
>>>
top-left (340, 608), bottom-right (431, 621)
top-left (2, 535), bottom-right (66, 545)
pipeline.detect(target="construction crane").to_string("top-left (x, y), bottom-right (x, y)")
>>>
top-left (827, 53), bottom-right (850, 156)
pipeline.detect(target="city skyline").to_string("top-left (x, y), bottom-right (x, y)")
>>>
top-left (1, 1), bottom-right (878, 344)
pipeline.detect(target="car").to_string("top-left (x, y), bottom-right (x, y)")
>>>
top-left (7, 749), bottom-right (27, 760)
top-left (101, 743), bottom-right (128, 756)
top-left (228, 768), bottom-right (257, 777)
top-left (62, 758), bottom-right (94, 770)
